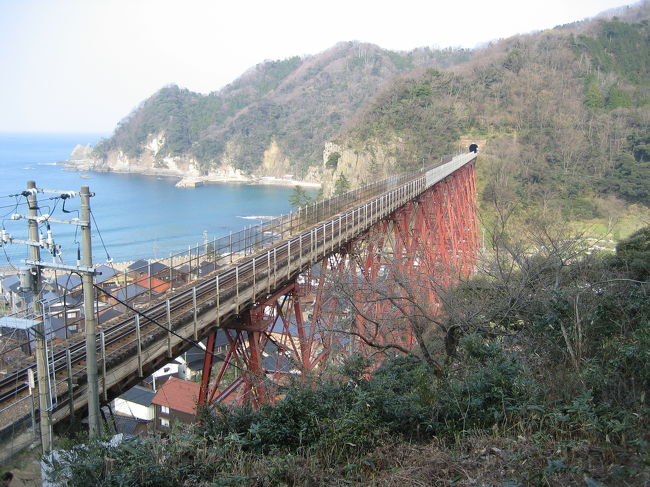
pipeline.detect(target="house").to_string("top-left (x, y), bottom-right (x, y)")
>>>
top-left (0, 274), bottom-right (20, 295)
top-left (268, 316), bottom-right (322, 364)
top-left (151, 361), bottom-right (189, 389)
top-left (127, 260), bottom-right (150, 277)
top-left (151, 377), bottom-right (201, 429)
top-left (133, 274), bottom-right (170, 294)
top-left (148, 261), bottom-right (170, 280)
top-left (101, 283), bottom-right (151, 311)
top-left (113, 385), bottom-right (156, 422)
top-left (1, 275), bottom-right (28, 312)
top-left (97, 308), bottom-right (123, 325)
top-left (263, 340), bottom-right (298, 375)
top-left (101, 405), bottom-right (150, 436)
top-left (173, 264), bottom-right (191, 286)
top-left (183, 347), bottom-right (206, 379)
top-left (95, 264), bottom-right (119, 287)
top-left (1, 275), bottom-right (20, 308)
top-left (94, 265), bottom-right (125, 304)
top-left (110, 414), bottom-right (150, 436)
top-left (42, 289), bottom-right (75, 315)
top-left (55, 273), bottom-right (83, 294)
top-left (182, 332), bottom-right (232, 379)
top-left (111, 283), bottom-right (154, 308)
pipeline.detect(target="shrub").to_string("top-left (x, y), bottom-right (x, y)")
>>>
top-left (433, 335), bottom-right (540, 434)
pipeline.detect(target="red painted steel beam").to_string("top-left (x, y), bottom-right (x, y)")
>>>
top-left (201, 158), bottom-right (479, 409)
top-left (198, 329), bottom-right (217, 407)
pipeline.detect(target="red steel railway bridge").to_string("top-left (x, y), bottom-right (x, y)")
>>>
top-left (0, 152), bottom-right (478, 457)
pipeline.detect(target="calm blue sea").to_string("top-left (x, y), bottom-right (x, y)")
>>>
top-left (0, 133), bottom-right (305, 266)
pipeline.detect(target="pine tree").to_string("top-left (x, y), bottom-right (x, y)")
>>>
top-left (605, 85), bottom-right (632, 109)
top-left (584, 77), bottom-right (604, 110)
top-left (289, 186), bottom-right (312, 209)
top-left (334, 173), bottom-right (351, 196)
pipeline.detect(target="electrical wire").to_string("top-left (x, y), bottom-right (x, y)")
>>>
top-left (0, 195), bottom-right (63, 210)
top-left (91, 283), bottom-right (284, 391)
top-left (90, 209), bottom-right (112, 263)
top-left (1, 243), bottom-right (18, 271)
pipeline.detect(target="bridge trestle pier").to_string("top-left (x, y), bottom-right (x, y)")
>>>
top-left (198, 161), bottom-right (479, 408)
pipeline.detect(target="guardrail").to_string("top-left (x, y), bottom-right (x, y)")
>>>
top-left (1, 155), bottom-right (461, 363)
top-left (0, 152), bottom-right (477, 460)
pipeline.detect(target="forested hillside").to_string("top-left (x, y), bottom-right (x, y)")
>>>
top-left (91, 5), bottom-right (649, 213)
top-left (335, 8), bottom-right (650, 218)
top-left (44, 223), bottom-right (650, 486)
top-left (92, 43), bottom-right (471, 176)
top-left (40, 5), bottom-right (650, 486)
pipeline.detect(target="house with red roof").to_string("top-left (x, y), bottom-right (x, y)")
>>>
top-left (133, 274), bottom-right (171, 294)
top-left (151, 377), bottom-right (201, 429)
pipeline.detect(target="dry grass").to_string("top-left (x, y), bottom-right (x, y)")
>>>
top-left (364, 435), bottom-right (649, 487)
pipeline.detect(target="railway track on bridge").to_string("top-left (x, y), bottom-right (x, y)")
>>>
top-left (0, 152), bottom-right (477, 448)
top-left (0, 197), bottom-right (361, 405)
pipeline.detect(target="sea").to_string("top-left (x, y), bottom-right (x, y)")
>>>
top-left (0, 133), bottom-right (309, 269)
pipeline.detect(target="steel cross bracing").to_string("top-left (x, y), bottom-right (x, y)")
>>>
top-left (199, 155), bottom-right (479, 407)
top-left (0, 152), bottom-right (477, 437)
top-left (310, 161), bottom-right (479, 363)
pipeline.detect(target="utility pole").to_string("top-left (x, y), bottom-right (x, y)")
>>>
top-left (80, 186), bottom-right (101, 435)
top-left (3, 183), bottom-right (102, 445)
top-left (26, 181), bottom-right (52, 453)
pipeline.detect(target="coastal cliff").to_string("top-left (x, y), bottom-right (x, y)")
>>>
top-left (68, 133), bottom-right (321, 188)
top-left (75, 42), bottom-right (471, 188)
top-left (320, 140), bottom-right (400, 196)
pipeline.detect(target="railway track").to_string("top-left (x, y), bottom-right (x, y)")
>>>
top-left (0, 152), bottom-right (476, 435)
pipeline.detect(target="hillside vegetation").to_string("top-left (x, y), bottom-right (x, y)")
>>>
top-left (44, 226), bottom-right (650, 486)
top-left (93, 43), bottom-right (471, 176)
top-left (336, 9), bottom-right (650, 218)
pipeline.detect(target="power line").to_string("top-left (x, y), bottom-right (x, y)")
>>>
top-left (90, 209), bottom-right (112, 263)
top-left (91, 283), bottom-right (284, 389)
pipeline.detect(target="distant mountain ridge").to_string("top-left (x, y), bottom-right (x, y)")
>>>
top-left (327, 1), bottom-right (650, 220)
top-left (81, 42), bottom-right (471, 184)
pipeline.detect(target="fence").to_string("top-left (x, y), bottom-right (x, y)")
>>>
top-left (0, 152), bottom-right (477, 460)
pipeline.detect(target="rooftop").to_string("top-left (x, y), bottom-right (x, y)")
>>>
top-left (118, 385), bottom-right (156, 407)
top-left (133, 274), bottom-right (170, 294)
top-left (95, 264), bottom-right (118, 284)
top-left (127, 259), bottom-right (149, 272)
top-left (148, 261), bottom-right (169, 275)
top-left (115, 283), bottom-right (150, 302)
top-left (1, 275), bottom-right (20, 293)
top-left (55, 273), bottom-right (83, 291)
top-left (151, 377), bottom-right (201, 415)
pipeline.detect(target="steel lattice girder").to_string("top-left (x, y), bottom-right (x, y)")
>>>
top-left (199, 162), bottom-right (478, 407)
top-left (198, 281), bottom-right (325, 408)
top-left (313, 162), bottom-right (479, 358)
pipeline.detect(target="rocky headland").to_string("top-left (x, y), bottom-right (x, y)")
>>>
top-left (67, 136), bottom-right (322, 189)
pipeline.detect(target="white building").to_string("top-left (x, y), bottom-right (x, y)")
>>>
top-left (113, 385), bottom-right (156, 421)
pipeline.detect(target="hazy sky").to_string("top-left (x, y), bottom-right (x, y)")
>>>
top-left (0, 0), bottom-right (637, 134)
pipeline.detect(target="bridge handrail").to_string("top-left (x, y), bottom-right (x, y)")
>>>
top-left (0, 157), bottom-right (453, 358)
top-left (0, 153), bottom-right (477, 403)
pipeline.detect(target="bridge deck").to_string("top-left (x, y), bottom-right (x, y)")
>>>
top-left (0, 152), bottom-right (476, 455)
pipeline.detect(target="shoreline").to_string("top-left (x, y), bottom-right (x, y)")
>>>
top-left (63, 161), bottom-right (322, 189)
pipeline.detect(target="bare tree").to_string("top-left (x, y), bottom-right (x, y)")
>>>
top-left (314, 191), bottom-right (603, 380)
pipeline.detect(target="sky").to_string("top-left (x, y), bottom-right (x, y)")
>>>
top-left (0, 0), bottom-right (638, 134)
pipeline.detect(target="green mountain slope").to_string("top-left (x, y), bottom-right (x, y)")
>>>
top-left (332, 7), bottom-right (650, 217)
top-left (93, 42), bottom-right (471, 177)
